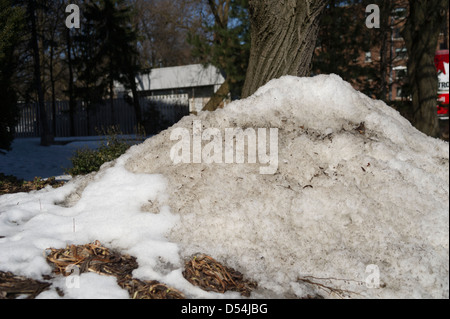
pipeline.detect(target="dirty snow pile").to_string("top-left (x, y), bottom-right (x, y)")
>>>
top-left (0, 74), bottom-right (448, 299)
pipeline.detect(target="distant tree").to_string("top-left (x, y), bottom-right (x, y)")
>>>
top-left (0, 0), bottom-right (24, 150)
top-left (118, 25), bottom-right (143, 126)
top-left (189, 0), bottom-right (250, 109)
top-left (403, 0), bottom-right (449, 137)
top-left (11, 0), bottom-right (72, 117)
top-left (65, 27), bottom-right (77, 136)
top-left (29, 0), bottom-right (54, 146)
top-left (190, 0), bottom-right (250, 101)
top-left (43, 0), bottom-right (67, 136)
top-left (241, 0), bottom-right (328, 98)
top-left (133, 0), bottom-right (202, 69)
top-left (85, 0), bottom-right (132, 121)
top-left (75, 0), bottom-right (142, 125)
top-left (72, 3), bottom-right (106, 122)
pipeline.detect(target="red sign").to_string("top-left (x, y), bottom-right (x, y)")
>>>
top-left (435, 50), bottom-right (449, 76)
top-left (435, 50), bottom-right (449, 118)
top-left (438, 93), bottom-right (449, 105)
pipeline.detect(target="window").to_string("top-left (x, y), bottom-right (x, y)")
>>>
top-left (395, 69), bottom-right (407, 80)
top-left (395, 48), bottom-right (408, 60)
top-left (392, 7), bottom-right (407, 19)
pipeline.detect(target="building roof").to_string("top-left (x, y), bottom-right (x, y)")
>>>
top-left (135, 64), bottom-right (226, 92)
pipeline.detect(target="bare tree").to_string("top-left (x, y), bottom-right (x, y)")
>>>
top-left (42, 0), bottom-right (66, 136)
top-left (241, 0), bottom-right (328, 98)
top-left (133, 0), bottom-right (202, 68)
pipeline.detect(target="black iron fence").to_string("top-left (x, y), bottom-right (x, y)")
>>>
top-left (15, 95), bottom-right (190, 138)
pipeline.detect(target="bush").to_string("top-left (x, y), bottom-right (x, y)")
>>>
top-left (66, 129), bottom-right (131, 176)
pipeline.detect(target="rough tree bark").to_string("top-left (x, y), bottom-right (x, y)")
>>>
top-left (403, 0), bottom-right (448, 137)
top-left (241, 0), bottom-right (328, 98)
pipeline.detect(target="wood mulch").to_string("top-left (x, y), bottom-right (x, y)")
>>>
top-left (1, 241), bottom-right (259, 299)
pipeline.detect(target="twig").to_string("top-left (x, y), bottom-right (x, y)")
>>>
top-left (297, 275), bottom-right (362, 299)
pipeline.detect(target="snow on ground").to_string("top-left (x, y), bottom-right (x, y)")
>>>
top-left (0, 136), bottom-right (141, 181)
top-left (0, 74), bottom-right (448, 299)
top-left (0, 136), bottom-right (103, 181)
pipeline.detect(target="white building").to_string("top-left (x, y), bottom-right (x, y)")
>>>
top-left (115, 64), bottom-right (227, 113)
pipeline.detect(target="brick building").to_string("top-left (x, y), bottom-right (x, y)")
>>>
top-left (356, 2), bottom-right (449, 102)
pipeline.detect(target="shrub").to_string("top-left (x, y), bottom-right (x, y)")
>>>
top-left (66, 129), bottom-right (131, 176)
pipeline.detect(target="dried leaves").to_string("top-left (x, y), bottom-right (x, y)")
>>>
top-left (45, 241), bottom-right (185, 299)
top-left (2, 241), bottom-right (258, 299)
top-left (46, 243), bottom-right (258, 298)
top-left (183, 254), bottom-right (257, 297)
top-left (45, 240), bottom-right (138, 278)
top-left (123, 278), bottom-right (185, 299)
top-left (0, 271), bottom-right (51, 299)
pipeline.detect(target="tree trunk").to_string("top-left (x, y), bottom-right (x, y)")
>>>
top-left (50, 38), bottom-right (56, 137)
top-left (110, 77), bottom-right (115, 126)
top-left (128, 71), bottom-right (142, 127)
top-left (202, 79), bottom-right (230, 111)
top-left (29, 0), bottom-right (53, 146)
top-left (379, 0), bottom-right (393, 102)
top-left (241, 0), bottom-right (327, 98)
top-left (403, 0), bottom-right (448, 137)
top-left (66, 28), bottom-right (76, 137)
